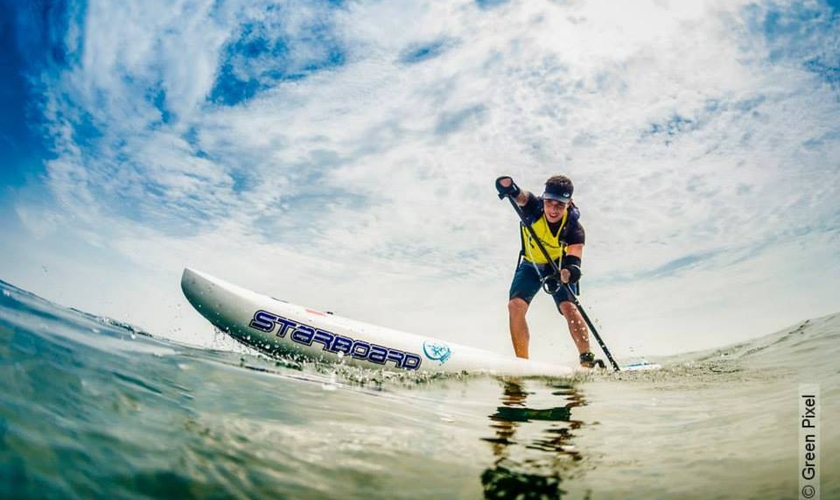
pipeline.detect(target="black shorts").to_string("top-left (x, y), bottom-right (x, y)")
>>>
top-left (509, 261), bottom-right (579, 308)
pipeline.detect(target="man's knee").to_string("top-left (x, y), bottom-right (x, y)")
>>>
top-left (559, 301), bottom-right (577, 317)
top-left (508, 298), bottom-right (529, 317)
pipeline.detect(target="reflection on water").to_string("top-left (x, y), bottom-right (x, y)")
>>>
top-left (481, 379), bottom-right (585, 500)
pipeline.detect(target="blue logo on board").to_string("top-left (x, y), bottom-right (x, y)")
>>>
top-left (423, 340), bottom-right (452, 365)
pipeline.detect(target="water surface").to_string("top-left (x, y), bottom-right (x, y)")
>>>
top-left (1, 278), bottom-right (837, 499)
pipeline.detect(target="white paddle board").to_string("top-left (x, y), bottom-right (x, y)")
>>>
top-left (180, 268), bottom-right (576, 377)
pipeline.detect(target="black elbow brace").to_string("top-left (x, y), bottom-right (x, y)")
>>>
top-left (561, 255), bottom-right (582, 284)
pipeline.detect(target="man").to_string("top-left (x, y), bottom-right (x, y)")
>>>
top-left (495, 175), bottom-right (598, 368)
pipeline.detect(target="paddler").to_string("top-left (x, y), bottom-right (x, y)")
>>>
top-left (495, 175), bottom-right (598, 368)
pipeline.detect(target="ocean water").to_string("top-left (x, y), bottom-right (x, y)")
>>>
top-left (1, 277), bottom-right (837, 500)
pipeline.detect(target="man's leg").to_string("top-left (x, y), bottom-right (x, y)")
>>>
top-left (559, 301), bottom-right (590, 355)
top-left (508, 298), bottom-right (531, 358)
top-left (508, 263), bottom-right (541, 359)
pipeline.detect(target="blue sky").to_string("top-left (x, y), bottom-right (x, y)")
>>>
top-left (1, 0), bottom-right (839, 361)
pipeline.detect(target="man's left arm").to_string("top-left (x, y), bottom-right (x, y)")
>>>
top-left (561, 244), bottom-right (583, 284)
top-left (565, 244), bottom-right (583, 259)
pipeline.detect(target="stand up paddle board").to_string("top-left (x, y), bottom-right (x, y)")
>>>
top-left (181, 268), bottom-right (576, 377)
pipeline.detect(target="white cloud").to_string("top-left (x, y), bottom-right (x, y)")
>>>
top-left (4, 0), bottom-right (839, 365)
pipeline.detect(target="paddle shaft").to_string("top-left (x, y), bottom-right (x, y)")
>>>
top-left (503, 194), bottom-right (620, 371)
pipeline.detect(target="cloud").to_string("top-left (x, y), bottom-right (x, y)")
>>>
top-left (399, 38), bottom-right (459, 65)
top-left (742, 0), bottom-right (840, 86)
top-left (210, 1), bottom-right (347, 106)
top-left (1, 0), bottom-right (839, 362)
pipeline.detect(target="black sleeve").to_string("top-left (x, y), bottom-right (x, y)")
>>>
top-left (520, 192), bottom-right (541, 221)
top-left (563, 220), bottom-right (585, 246)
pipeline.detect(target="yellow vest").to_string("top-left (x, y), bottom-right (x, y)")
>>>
top-left (521, 209), bottom-right (568, 265)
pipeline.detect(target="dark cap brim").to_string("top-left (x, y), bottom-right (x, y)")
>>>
top-left (542, 192), bottom-right (571, 203)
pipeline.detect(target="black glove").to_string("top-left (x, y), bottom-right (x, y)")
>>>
top-left (561, 255), bottom-right (582, 284)
top-left (495, 176), bottom-right (521, 200)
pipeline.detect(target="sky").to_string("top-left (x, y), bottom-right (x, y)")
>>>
top-left (1, 0), bottom-right (839, 364)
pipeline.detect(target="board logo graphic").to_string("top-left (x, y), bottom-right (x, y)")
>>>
top-left (423, 340), bottom-right (452, 365)
top-left (248, 310), bottom-right (422, 371)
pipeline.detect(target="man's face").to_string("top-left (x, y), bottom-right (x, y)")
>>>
top-left (543, 199), bottom-right (568, 223)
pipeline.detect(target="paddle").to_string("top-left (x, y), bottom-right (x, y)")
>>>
top-left (502, 193), bottom-right (621, 371)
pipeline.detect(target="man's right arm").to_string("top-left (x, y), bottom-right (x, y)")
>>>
top-left (512, 190), bottom-right (530, 206)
